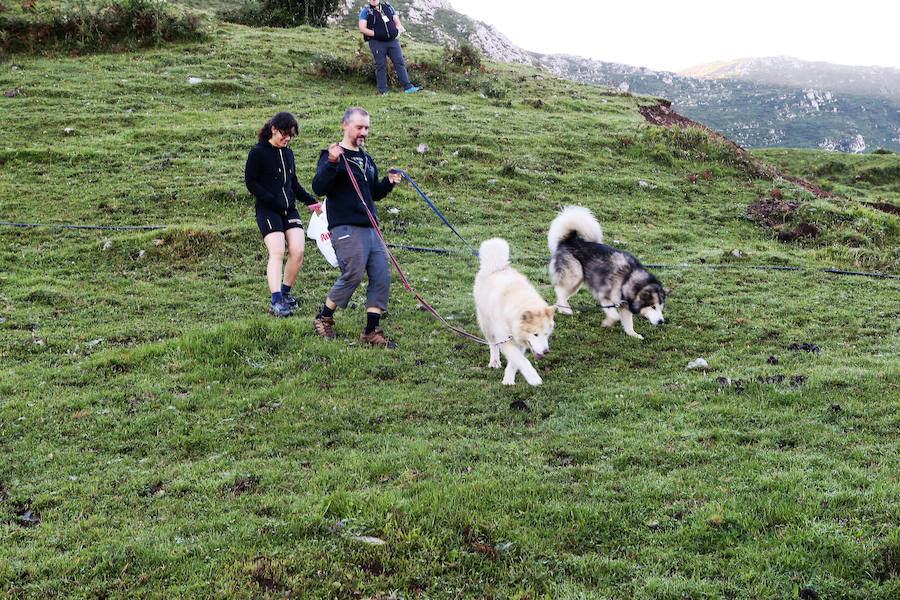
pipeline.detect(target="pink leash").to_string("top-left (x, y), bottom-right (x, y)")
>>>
top-left (338, 150), bottom-right (489, 345)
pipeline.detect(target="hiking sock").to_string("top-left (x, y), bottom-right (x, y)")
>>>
top-left (272, 291), bottom-right (283, 304)
top-left (365, 312), bottom-right (380, 335)
top-left (318, 304), bottom-right (335, 319)
top-left (281, 283), bottom-right (292, 295)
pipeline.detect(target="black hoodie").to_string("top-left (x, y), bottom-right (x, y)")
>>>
top-left (245, 140), bottom-right (317, 212)
top-left (312, 147), bottom-right (394, 229)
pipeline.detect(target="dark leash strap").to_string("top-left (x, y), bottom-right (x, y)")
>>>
top-left (339, 151), bottom-right (490, 345)
top-left (389, 169), bottom-right (479, 256)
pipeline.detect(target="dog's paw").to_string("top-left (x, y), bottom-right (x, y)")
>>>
top-left (627, 332), bottom-right (644, 340)
top-left (526, 375), bottom-right (543, 386)
top-left (488, 359), bottom-right (501, 368)
top-left (601, 317), bottom-right (617, 327)
top-left (502, 376), bottom-right (515, 385)
top-left (557, 305), bottom-right (573, 315)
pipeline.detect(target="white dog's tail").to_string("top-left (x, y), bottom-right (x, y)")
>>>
top-left (548, 206), bottom-right (603, 252)
top-left (478, 238), bottom-right (510, 274)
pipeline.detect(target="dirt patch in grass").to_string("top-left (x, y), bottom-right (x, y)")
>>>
top-left (875, 536), bottom-right (900, 581)
top-left (747, 198), bottom-right (802, 227)
top-left (14, 505), bottom-right (40, 527)
top-left (639, 100), bottom-right (836, 198)
top-left (863, 201), bottom-right (900, 216)
top-left (746, 196), bottom-right (820, 242)
top-left (250, 555), bottom-right (291, 595)
top-left (359, 555), bottom-right (385, 576)
top-left (0, 482), bottom-right (8, 500)
top-left (777, 222), bottom-right (819, 242)
top-left (788, 342), bottom-right (820, 353)
top-left (230, 474), bottom-right (259, 497)
top-left (716, 374), bottom-right (807, 392)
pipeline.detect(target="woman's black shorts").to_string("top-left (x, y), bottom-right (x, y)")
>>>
top-left (256, 206), bottom-right (304, 238)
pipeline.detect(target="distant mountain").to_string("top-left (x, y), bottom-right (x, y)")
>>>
top-left (535, 54), bottom-right (900, 153)
top-left (332, 2), bottom-right (900, 153)
top-left (679, 57), bottom-right (900, 100)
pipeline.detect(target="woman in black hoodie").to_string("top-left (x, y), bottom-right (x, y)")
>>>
top-left (245, 112), bottom-right (321, 317)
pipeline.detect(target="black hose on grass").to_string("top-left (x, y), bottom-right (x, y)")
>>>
top-left (0, 222), bottom-right (166, 231)
top-left (3, 221), bottom-right (898, 280)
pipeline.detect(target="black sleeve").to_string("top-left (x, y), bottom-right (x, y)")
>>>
top-left (245, 148), bottom-right (275, 206)
top-left (293, 176), bottom-right (317, 206)
top-left (289, 153), bottom-right (317, 206)
top-left (312, 150), bottom-right (340, 197)
top-left (371, 162), bottom-right (395, 201)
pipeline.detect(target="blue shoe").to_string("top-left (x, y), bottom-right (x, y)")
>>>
top-left (404, 86), bottom-right (421, 93)
top-left (283, 291), bottom-right (298, 309)
top-left (269, 298), bottom-right (293, 317)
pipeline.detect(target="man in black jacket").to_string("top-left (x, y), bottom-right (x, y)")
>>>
top-left (358, 0), bottom-right (421, 95)
top-left (311, 107), bottom-right (402, 347)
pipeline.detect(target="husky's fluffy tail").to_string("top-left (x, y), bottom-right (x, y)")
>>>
top-left (548, 206), bottom-right (603, 252)
top-left (478, 238), bottom-right (510, 274)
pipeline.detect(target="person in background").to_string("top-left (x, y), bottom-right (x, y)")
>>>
top-left (358, 0), bottom-right (421, 95)
top-left (311, 107), bottom-right (402, 348)
top-left (245, 112), bottom-right (321, 317)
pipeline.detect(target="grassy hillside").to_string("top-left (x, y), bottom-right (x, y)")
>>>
top-left (1, 19), bottom-right (899, 600)
top-left (754, 148), bottom-right (900, 199)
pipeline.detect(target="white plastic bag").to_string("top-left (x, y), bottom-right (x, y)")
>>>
top-left (307, 201), bottom-right (338, 267)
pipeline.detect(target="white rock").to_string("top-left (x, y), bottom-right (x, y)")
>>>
top-left (417, 143), bottom-right (428, 154)
top-left (638, 180), bottom-right (649, 187)
top-left (353, 536), bottom-right (386, 545)
top-left (731, 249), bottom-right (743, 257)
top-left (388, 207), bottom-right (399, 214)
top-left (188, 77), bottom-right (203, 84)
top-left (686, 358), bottom-right (709, 370)
top-left (103, 240), bottom-right (112, 250)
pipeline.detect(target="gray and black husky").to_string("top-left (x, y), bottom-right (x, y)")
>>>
top-left (548, 206), bottom-right (667, 340)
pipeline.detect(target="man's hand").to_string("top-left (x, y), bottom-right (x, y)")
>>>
top-left (387, 169), bottom-right (402, 184)
top-left (327, 142), bottom-right (342, 162)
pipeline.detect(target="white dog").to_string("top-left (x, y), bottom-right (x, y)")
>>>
top-left (473, 238), bottom-right (556, 386)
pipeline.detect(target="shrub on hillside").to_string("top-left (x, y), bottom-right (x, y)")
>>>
top-left (219, 0), bottom-right (339, 28)
top-left (0, 0), bottom-right (204, 55)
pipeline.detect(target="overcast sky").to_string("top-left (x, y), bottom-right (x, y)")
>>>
top-left (447, 0), bottom-right (900, 72)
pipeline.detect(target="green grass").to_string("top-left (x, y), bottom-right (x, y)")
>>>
top-left (1, 21), bottom-right (899, 600)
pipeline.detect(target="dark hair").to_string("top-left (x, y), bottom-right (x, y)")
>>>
top-left (257, 112), bottom-right (299, 141)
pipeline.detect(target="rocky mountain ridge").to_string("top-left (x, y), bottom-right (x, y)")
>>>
top-left (331, 0), bottom-right (535, 63)
top-left (535, 53), bottom-right (900, 153)
top-left (679, 56), bottom-right (900, 100)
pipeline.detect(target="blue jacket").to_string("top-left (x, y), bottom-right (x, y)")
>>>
top-left (245, 141), bottom-right (317, 212)
top-left (312, 148), bottom-right (394, 229)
